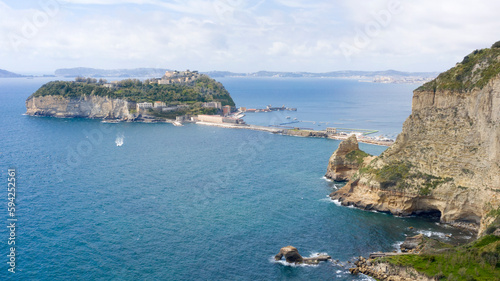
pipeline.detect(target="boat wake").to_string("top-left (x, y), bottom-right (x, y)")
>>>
top-left (115, 134), bottom-right (124, 147)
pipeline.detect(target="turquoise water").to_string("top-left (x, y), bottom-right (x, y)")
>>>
top-left (0, 78), bottom-right (473, 280)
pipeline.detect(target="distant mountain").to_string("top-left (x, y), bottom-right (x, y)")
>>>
top-left (0, 69), bottom-right (24, 78)
top-left (54, 67), bottom-right (172, 78)
top-left (54, 67), bottom-right (439, 84)
top-left (203, 70), bottom-right (439, 79)
top-left (202, 71), bottom-right (246, 77)
top-left (203, 70), bottom-right (439, 84)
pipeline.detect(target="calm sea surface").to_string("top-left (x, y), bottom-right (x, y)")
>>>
top-left (0, 77), bottom-right (473, 280)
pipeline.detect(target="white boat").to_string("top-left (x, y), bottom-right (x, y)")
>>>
top-left (173, 121), bottom-right (183, 126)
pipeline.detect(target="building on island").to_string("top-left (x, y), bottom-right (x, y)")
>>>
top-left (136, 102), bottom-right (153, 111)
top-left (239, 107), bottom-right (247, 112)
top-left (154, 101), bottom-right (166, 108)
top-left (197, 115), bottom-right (224, 123)
top-left (202, 102), bottom-right (222, 109)
top-left (176, 115), bottom-right (193, 123)
top-left (326, 127), bottom-right (337, 134)
top-left (162, 106), bottom-right (179, 112)
top-left (222, 105), bottom-right (232, 116)
top-left (157, 70), bottom-right (200, 85)
top-left (197, 115), bottom-right (245, 125)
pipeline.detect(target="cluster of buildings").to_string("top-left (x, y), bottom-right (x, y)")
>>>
top-left (153, 70), bottom-right (201, 85)
top-left (134, 100), bottom-right (232, 115)
top-left (202, 101), bottom-right (234, 116)
top-left (372, 76), bottom-right (434, 84)
top-left (135, 101), bottom-right (190, 113)
top-left (194, 104), bottom-right (241, 124)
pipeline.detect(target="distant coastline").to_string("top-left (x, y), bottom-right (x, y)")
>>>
top-left (1, 67), bottom-right (438, 85)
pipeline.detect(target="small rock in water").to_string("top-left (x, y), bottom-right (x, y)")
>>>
top-left (274, 246), bottom-right (331, 265)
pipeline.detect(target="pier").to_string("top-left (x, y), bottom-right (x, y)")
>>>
top-left (195, 121), bottom-right (394, 146)
top-left (334, 128), bottom-right (379, 135)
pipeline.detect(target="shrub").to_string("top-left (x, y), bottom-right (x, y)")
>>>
top-left (345, 150), bottom-right (370, 165)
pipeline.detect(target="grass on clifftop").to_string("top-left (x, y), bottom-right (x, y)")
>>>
top-left (417, 41), bottom-right (500, 93)
top-left (382, 235), bottom-right (500, 280)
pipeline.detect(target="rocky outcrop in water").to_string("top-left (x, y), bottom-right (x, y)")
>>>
top-left (274, 246), bottom-right (331, 265)
top-left (330, 44), bottom-right (500, 235)
top-left (275, 246), bottom-right (303, 263)
top-left (325, 135), bottom-right (373, 181)
top-left (25, 95), bottom-right (134, 120)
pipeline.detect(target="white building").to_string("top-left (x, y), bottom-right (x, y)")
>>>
top-left (154, 101), bottom-right (166, 108)
top-left (197, 115), bottom-right (225, 123)
top-left (136, 102), bottom-right (153, 111)
top-left (326, 127), bottom-right (337, 134)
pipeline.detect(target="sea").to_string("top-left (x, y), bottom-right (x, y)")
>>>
top-left (0, 77), bottom-right (474, 280)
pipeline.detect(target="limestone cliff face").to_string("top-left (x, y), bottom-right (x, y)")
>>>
top-left (26, 95), bottom-right (133, 120)
top-left (331, 46), bottom-right (500, 235)
top-left (325, 135), bottom-right (373, 181)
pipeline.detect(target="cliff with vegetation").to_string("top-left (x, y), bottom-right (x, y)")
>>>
top-left (25, 75), bottom-right (235, 119)
top-left (330, 42), bottom-right (500, 236)
top-left (325, 135), bottom-right (373, 181)
top-left (351, 235), bottom-right (500, 280)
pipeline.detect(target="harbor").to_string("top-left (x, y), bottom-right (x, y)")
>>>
top-left (194, 120), bottom-right (395, 147)
top-left (122, 103), bottom-right (396, 146)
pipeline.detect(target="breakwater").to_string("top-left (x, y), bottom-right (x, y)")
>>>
top-left (195, 121), bottom-right (395, 146)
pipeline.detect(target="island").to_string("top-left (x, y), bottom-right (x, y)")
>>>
top-left (327, 41), bottom-right (500, 280)
top-left (0, 68), bottom-right (25, 78)
top-left (25, 70), bottom-right (235, 122)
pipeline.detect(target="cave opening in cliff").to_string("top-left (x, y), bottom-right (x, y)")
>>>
top-left (414, 209), bottom-right (442, 220)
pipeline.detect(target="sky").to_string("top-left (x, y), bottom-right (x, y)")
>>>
top-left (0, 0), bottom-right (499, 74)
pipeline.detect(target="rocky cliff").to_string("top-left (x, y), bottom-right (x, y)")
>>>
top-left (325, 135), bottom-right (373, 181)
top-left (26, 95), bottom-right (133, 120)
top-left (330, 44), bottom-right (500, 235)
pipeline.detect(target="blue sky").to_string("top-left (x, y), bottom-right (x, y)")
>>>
top-left (1, 0), bottom-right (499, 74)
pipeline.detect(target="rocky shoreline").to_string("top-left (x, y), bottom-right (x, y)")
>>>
top-left (350, 255), bottom-right (435, 281)
top-left (323, 44), bottom-right (500, 280)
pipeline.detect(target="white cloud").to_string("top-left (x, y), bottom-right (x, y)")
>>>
top-left (0, 0), bottom-right (498, 73)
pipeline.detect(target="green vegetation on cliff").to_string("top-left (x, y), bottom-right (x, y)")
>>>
top-left (486, 208), bottom-right (500, 235)
top-left (29, 75), bottom-right (235, 106)
top-left (359, 161), bottom-right (453, 195)
top-left (345, 150), bottom-right (370, 165)
top-left (417, 41), bottom-right (500, 92)
top-left (381, 235), bottom-right (500, 280)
